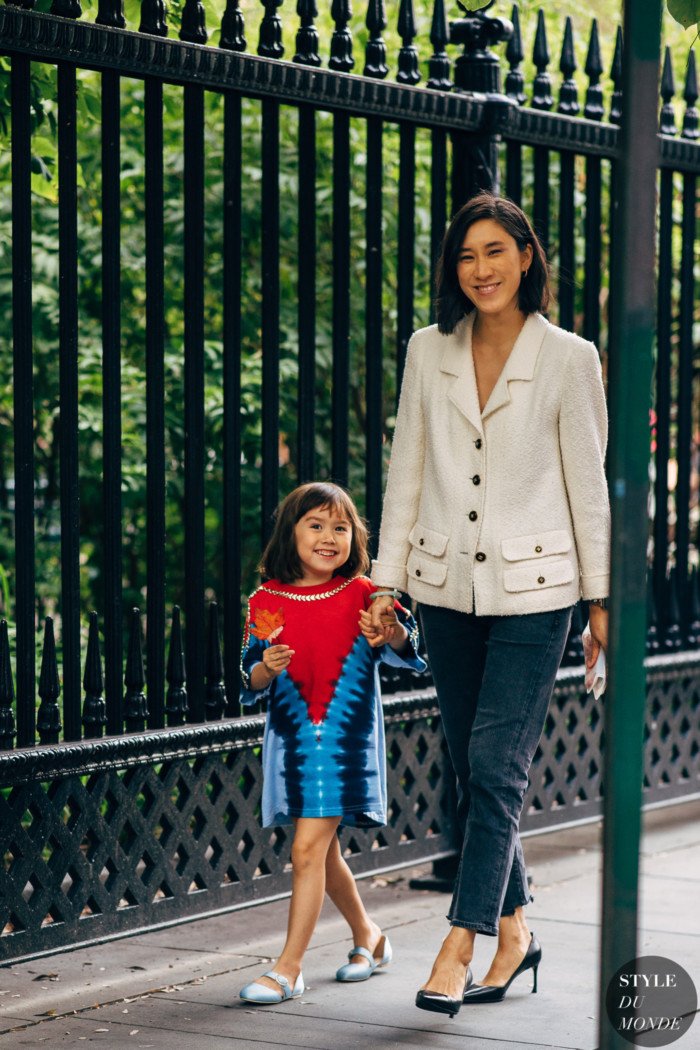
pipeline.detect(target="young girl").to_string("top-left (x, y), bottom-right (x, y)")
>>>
top-left (238, 482), bottom-right (425, 1005)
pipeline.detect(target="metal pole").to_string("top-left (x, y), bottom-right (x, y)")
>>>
top-left (599, 2), bottom-right (661, 1049)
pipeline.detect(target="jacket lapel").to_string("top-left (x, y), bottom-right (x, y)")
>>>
top-left (481, 313), bottom-right (548, 421)
top-left (440, 315), bottom-right (484, 436)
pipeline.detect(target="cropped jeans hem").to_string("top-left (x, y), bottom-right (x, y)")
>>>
top-left (500, 893), bottom-right (533, 917)
top-left (448, 917), bottom-right (498, 937)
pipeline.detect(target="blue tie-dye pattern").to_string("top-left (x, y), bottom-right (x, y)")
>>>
top-left (240, 602), bottom-right (426, 828)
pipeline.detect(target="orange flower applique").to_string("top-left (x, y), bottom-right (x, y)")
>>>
top-left (250, 607), bottom-right (285, 641)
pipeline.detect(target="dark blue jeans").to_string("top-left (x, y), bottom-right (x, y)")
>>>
top-left (419, 603), bottom-right (573, 936)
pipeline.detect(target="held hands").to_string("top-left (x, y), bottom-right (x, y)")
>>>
top-left (585, 604), bottom-right (608, 668)
top-left (360, 597), bottom-right (407, 650)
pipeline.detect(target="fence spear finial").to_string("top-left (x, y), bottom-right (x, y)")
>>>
top-left (505, 4), bottom-right (525, 105)
top-left (82, 611), bottom-right (107, 739)
top-left (258, 0), bottom-right (284, 59)
top-left (660, 46), bottom-right (677, 136)
top-left (397, 0), bottom-right (420, 85)
top-left (180, 0), bottom-right (208, 44)
top-left (584, 18), bottom-right (604, 121)
top-left (220, 0), bottom-right (246, 51)
top-left (37, 617), bottom-right (62, 745)
top-left (329, 0), bottom-right (354, 72)
top-left (531, 9), bottom-right (553, 111)
top-left (364, 0), bottom-right (388, 79)
top-left (609, 25), bottom-right (623, 125)
top-left (124, 608), bottom-right (148, 732)
top-left (427, 0), bottom-right (451, 91)
top-left (682, 50), bottom-right (699, 139)
top-left (205, 603), bottom-right (226, 721)
top-left (294, 0), bottom-right (321, 66)
top-left (166, 606), bottom-right (188, 726)
top-left (558, 16), bottom-right (578, 116)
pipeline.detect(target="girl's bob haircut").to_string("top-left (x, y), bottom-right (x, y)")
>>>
top-left (259, 482), bottom-right (370, 584)
top-left (435, 192), bottom-right (550, 335)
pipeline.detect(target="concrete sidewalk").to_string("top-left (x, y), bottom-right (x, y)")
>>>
top-left (1, 800), bottom-right (698, 1049)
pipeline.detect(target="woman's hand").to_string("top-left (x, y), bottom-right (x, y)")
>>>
top-left (586, 604), bottom-right (608, 667)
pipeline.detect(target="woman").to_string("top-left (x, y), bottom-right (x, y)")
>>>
top-left (368, 193), bottom-right (610, 1017)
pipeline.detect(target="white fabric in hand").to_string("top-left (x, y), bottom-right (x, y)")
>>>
top-left (582, 622), bottom-right (607, 699)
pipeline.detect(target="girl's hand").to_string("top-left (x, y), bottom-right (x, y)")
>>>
top-left (359, 607), bottom-right (406, 649)
top-left (367, 595), bottom-right (395, 642)
top-left (586, 604), bottom-right (608, 667)
top-left (261, 643), bottom-right (295, 678)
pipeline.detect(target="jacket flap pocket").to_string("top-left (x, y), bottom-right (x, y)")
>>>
top-left (504, 560), bottom-right (575, 593)
top-left (408, 524), bottom-right (449, 558)
top-left (501, 529), bottom-right (572, 562)
top-left (407, 551), bottom-right (448, 587)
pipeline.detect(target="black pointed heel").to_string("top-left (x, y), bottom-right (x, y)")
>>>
top-left (415, 966), bottom-right (473, 1019)
top-left (462, 934), bottom-right (542, 1005)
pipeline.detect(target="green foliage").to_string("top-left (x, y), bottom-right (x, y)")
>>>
top-left (668, 0), bottom-right (700, 32)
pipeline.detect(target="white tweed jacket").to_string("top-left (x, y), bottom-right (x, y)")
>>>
top-left (371, 312), bottom-right (610, 615)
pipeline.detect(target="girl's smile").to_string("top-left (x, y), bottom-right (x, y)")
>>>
top-left (294, 505), bottom-right (353, 585)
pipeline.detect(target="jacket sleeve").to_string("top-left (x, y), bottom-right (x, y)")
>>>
top-left (558, 341), bottom-right (611, 600)
top-left (371, 334), bottom-right (426, 591)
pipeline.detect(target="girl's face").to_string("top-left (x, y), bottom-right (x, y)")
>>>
top-left (293, 504), bottom-right (353, 585)
top-left (456, 218), bottom-right (533, 320)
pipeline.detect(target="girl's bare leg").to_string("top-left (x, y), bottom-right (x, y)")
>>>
top-left (254, 816), bottom-right (340, 993)
top-left (324, 833), bottom-right (384, 964)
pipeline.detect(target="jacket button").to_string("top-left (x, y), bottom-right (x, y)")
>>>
top-left (475, 438), bottom-right (482, 450)
top-left (538, 576), bottom-right (545, 584)
top-left (472, 474), bottom-right (481, 485)
top-left (469, 511), bottom-right (478, 522)
top-left (535, 545), bottom-right (542, 553)
top-left (415, 569), bottom-right (422, 577)
top-left (475, 552), bottom-right (486, 562)
top-left (419, 538), bottom-right (424, 545)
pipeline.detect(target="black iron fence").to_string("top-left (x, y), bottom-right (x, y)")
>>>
top-left (0, 0), bottom-right (699, 961)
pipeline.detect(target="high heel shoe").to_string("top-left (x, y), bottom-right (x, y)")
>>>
top-left (415, 966), bottom-right (473, 1019)
top-left (462, 934), bottom-right (541, 1004)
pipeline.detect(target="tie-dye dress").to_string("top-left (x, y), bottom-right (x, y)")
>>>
top-left (240, 575), bottom-right (426, 828)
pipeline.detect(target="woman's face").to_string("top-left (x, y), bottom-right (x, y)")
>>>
top-left (456, 218), bottom-right (533, 319)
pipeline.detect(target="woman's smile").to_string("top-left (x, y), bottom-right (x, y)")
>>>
top-left (473, 282), bottom-right (501, 296)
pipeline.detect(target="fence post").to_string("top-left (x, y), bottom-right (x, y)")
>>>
top-left (448, 0), bottom-right (514, 208)
top-left (599, 2), bottom-right (662, 1048)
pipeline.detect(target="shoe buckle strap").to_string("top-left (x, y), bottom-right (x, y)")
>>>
top-left (263, 970), bottom-right (290, 990)
top-left (347, 946), bottom-right (374, 964)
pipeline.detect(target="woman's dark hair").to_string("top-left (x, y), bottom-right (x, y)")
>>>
top-left (259, 482), bottom-right (370, 584)
top-left (435, 192), bottom-right (550, 334)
